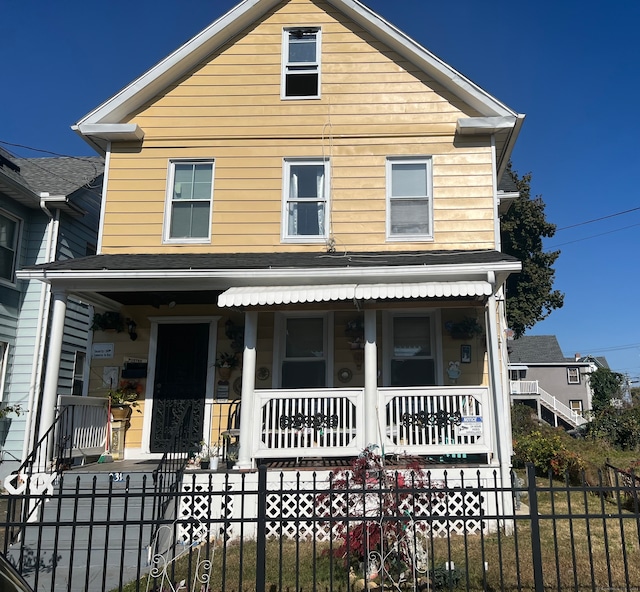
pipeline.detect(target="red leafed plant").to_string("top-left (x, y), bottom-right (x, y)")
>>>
top-left (323, 445), bottom-right (443, 585)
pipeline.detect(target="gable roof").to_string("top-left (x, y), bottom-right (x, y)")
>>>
top-left (508, 335), bottom-right (611, 368)
top-left (73, 0), bottom-right (524, 172)
top-left (508, 335), bottom-right (569, 364)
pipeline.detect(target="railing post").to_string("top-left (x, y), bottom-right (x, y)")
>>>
top-left (526, 463), bottom-right (544, 592)
top-left (256, 464), bottom-right (267, 592)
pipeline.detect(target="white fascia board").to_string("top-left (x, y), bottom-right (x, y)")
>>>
top-left (16, 260), bottom-right (521, 292)
top-left (75, 0), bottom-right (518, 129)
top-left (457, 117), bottom-right (517, 135)
top-left (75, 0), bottom-right (277, 126)
top-left (330, 0), bottom-right (518, 118)
top-left (496, 114), bottom-right (525, 180)
top-left (74, 124), bottom-right (144, 141)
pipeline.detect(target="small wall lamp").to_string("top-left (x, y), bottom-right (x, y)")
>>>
top-left (126, 319), bottom-right (138, 341)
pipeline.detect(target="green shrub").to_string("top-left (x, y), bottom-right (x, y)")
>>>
top-left (513, 430), bottom-right (585, 481)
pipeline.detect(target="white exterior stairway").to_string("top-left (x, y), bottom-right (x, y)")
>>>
top-left (510, 381), bottom-right (588, 428)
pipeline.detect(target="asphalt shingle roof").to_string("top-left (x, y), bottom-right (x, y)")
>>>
top-left (15, 157), bottom-right (104, 196)
top-left (508, 335), bottom-right (567, 363)
top-left (24, 249), bottom-right (519, 272)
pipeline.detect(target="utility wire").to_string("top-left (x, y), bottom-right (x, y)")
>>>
top-left (547, 222), bottom-right (640, 249)
top-left (556, 206), bottom-right (640, 231)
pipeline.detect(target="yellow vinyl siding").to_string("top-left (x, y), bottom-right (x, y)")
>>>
top-left (102, 0), bottom-right (496, 254)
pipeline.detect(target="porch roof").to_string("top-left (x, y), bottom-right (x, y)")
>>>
top-left (217, 280), bottom-right (493, 307)
top-left (17, 250), bottom-right (520, 306)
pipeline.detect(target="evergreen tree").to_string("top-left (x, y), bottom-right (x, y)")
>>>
top-left (501, 164), bottom-right (564, 337)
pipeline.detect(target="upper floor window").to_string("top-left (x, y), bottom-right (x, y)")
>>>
top-left (283, 159), bottom-right (328, 241)
top-left (164, 160), bottom-right (213, 242)
top-left (282, 28), bottom-right (321, 99)
top-left (567, 367), bottom-right (580, 384)
top-left (0, 212), bottom-right (19, 282)
top-left (386, 158), bottom-right (433, 240)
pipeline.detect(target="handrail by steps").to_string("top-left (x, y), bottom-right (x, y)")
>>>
top-left (537, 387), bottom-right (588, 427)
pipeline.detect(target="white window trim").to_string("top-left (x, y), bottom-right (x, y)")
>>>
top-left (0, 209), bottom-right (21, 286)
top-left (281, 27), bottom-right (322, 100)
top-left (381, 310), bottom-right (441, 387)
top-left (567, 367), bottom-right (580, 384)
top-left (273, 312), bottom-right (334, 388)
top-left (386, 157), bottom-right (434, 242)
top-left (281, 158), bottom-right (330, 243)
top-left (569, 399), bottom-right (583, 416)
top-left (72, 350), bottom-right (88, 396)
top-left (0, 342), bottom-right (8, 401)
top-left (163, 159), bottom-right (214, 244)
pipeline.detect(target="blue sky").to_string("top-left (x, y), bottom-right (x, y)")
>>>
top-left (1, 1), bottom-right (639, 378)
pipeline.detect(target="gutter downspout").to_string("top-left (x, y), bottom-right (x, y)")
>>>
top-left (22, 200), bottom-right (59, 460)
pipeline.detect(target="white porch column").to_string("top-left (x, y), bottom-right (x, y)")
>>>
top-left (38, 289), bottom-right (67, 449)
top-left (485, 291), bottom-right (514, 511)
top-left (237, 310), bottom-right (257, 470)
top-left (363, 309), bottom-right (379, 449)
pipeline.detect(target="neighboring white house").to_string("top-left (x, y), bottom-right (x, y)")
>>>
top-left (0, 147), bottom-right (103, 480)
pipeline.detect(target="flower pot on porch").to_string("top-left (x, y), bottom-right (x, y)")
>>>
top-left (200, 459), bottom-right (210, 470)
top-left (218, 367), bottom-right (232, 381)
top-left (111, 405), bottom-right (132, 422)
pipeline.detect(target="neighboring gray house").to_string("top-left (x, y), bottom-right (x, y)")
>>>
top-left (0, 147), bottom-right (103, 479)
top-left (507, 335), bottom-right (608, 429)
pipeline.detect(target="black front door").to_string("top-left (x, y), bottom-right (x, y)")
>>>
top-left (150, 323), bottom-right (209, 453)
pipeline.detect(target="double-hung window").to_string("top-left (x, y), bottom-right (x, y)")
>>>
top-left (387, 157), bottom-right (433, 240)
top-left (0, 212), bottom-right (18, 283)
top-left (282, 28), bottom-right (321, 99)
top-left (283, 159), bottom-right (328, 240)
top-left (165, 160), bottom-right (214, 242)
top-left (567, 367), bottom-right (580, 384)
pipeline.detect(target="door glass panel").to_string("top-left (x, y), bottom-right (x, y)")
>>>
top-left (391, 316), bottom-right (434, 386)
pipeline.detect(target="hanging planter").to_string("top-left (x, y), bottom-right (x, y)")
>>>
top-left (91, 311), bottom-right (125, 333)
top-left (445, 317), bottom-right (483, 340)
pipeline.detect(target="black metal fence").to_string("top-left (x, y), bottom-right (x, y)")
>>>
top-left (2, 463), bottom-right (640, 592)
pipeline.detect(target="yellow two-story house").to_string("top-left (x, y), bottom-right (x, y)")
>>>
top-left (22, 0), bottom-right (523, 485)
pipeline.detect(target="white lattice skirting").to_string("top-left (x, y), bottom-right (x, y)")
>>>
top-left (178, 469), bottom-right (504, 544)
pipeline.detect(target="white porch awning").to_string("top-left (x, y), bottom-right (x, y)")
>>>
top-left (217, 281), bottom-right (493, 307)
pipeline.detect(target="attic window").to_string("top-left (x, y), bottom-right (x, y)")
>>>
top-left (282, 28), bottom-right (321, 99)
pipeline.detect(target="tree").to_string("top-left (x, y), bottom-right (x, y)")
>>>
top-left (500, 164), bottom-right (564, 337)
top-left (589, 367), bottom-right (625, 413)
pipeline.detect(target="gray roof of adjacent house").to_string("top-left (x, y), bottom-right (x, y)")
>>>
top-left (508, 335), bottom-right (610, 367)
top-left (15, 157), bottom-right (104, 197)
top-left (1, 147), bottom-right (104, 209)
top-left (508, 335), bottom-right (569, 364)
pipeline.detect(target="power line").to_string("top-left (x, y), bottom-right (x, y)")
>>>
top-left (547, 222), bottom-right (640, 249)
top-left (556, 206), bottom-right (640, 231)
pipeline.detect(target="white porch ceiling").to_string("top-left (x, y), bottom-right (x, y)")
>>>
top-left (217, 281), bottom-right (493, 307)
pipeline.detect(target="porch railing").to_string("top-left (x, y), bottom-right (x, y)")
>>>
top-left (57, 395), bottom-right (109, 463)
top-left (251, 386), bottom-right (492, 461)
top-left (253, 388), bottom-right (365, 459)
top-left (380, 386), bottom-right (491, 455)
top-left (510, 380), bottom-right (539, 394)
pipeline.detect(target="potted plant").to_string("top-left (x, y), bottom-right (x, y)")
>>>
top-left (197, 442), bottom-right (220, 470)
top-left (108, 380), bottom-right (141, 421)
top-left (0, 404), bottom-right (22, 448)
top-left (444, 317), bottom-right (483, 340)
top-left (215, 351), bottom-right (239, 381)
top-left (91, 311), bottom-right (125, 333)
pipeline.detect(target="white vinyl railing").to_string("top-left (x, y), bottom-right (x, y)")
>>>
top-left (250, 386), bottom-right (492, 461)
top-left (57, 395), bottom-right (109, 462)
top-left (253, 388), bottom-right (365, 459)
top-left (538, 388), bottom-right (588, 427)
top-left (510, 380), bottom-right (539, 394)
top-left (379, 387), bottom-right (491, 456)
